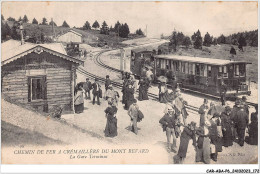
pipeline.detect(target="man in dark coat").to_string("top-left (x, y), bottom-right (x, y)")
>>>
top-left (242, 96), bottom-right (249, 116)
top-left (92, 78), bottom-right (101, 105)
top-left (83, 78), bottom-right (92, 100)
top-left (138, 77), bottom-right (149, 101)
top-left (234, 103), bottom-right (249, 146)
top-left (105, 75), bottom-right (111, 91)
top-left (230, 98), bottom-right (240, 140)
top-left (159, 106), bottom-right (180, 153)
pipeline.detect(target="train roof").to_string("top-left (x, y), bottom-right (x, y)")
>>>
top-left (131, 46), bottom-right (156, 53)
top-left (154, 54), bottom-right (251, 66)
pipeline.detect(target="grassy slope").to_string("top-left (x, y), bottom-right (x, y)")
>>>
top-left (172, 44), bottom-right (258, 83)
top-left (6, 21), bottom-right (143, 47)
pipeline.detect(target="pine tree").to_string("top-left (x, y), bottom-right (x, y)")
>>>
top-left (7, 17), bottom-right (15, 21)
top-left (23, 15), bottom-right (29, 23)
top-left (61, 21), bottom-right (70, 28)
top-left (182, 36), bottom-right (192, 48)
top-left (169, 30), bottom-right (178, 52)
top-left (136, 28), bottom-right (144, 35)
top-left (92, 20), bottom-right (100, 29)
top-left (83, 21), bottom-right (91, 30)
top-left (18, 16), bottom-right (22, 22)
top-left (191, 32), bottom-right (196, 41)
top-left (194, 30), bottom-right (202, 49)
top-left (1, 21), bottom-right (11, 41)
top-left (100, 21), bottom-right (109, 35)
top-left (217, 34), bottom-right (226, 44)
top-left (114, 21), bottom-right (121, 33)
top-left (41, 17), bottom-right (47, 25)
top-left (32, 18), bottom-right (38, 24)
top-left (119, 23), bottom-right (129, 38)
top-left (203, 32), bottom-right (212, 47)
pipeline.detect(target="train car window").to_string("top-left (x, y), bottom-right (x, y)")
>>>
top-left (185, 62), bottom-right (189, 74)
top-left (192, 64), bottom-right (195, 75)
top-left (200, 65), bottom-right (204, 76)
top-left (203, 65), bottom-right (207, 77)
top-left (181, 62), bottom-right (185, 73)
top-left (156, 59), bottom-right (160, 68)
top-left (240, 64), bottom-right (245, 77)
top-left (223, 66), bottom-right (228, 78)
top-left (208, 66), bottom-right (212, 77)
top-left (218, 66), bottom-right (223, 78)
top-left (196, 64), bottom-right (200, 76)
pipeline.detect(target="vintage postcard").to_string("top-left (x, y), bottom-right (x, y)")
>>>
top-left (1, 1), bottom-right (258, 168)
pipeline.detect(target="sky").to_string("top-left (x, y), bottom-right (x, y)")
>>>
top-left (1, 1), bottom-right (258, 38)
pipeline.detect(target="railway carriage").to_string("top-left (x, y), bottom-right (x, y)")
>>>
top-left (130, 51), bottom-right (251, 98)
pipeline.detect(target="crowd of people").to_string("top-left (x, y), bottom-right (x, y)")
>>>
top-left (74, 71), bottom-right (258, 164)
top-left (159, 93), bottom-right (258, 164)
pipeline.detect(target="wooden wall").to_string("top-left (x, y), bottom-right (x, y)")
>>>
top-left (2, 51), bottom-right (76, 113)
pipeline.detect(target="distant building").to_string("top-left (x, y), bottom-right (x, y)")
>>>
top-left (56, 30), bottom-right (82, 43)
top-left (1, 40), bottom-right (84, 113)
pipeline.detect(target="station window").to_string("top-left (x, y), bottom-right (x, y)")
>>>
top-left (208, 66), bottom-right (212, 77)
top-left (192, 64), bottom-right (195, 75)
top-left (28, 76), bottom-right (46, 102)
top-left (223, 66), bottom-right (228, 78)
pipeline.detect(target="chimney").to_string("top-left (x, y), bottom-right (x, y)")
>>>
top-left (19, 24), bottom-right (24, 45)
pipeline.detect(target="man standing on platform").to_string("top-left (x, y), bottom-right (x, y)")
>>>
top-left (220, 81), bottom-right (227, 106)
top-left (92, 78), bottom-right (101, 105)
top-left (83, 78), bottom-right (92, 100)
top-left (105, 75), bottom-right (111, 91)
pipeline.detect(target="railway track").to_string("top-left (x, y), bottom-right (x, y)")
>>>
top-left (94, 50), bottom-right (258, 108)
top-left (78, 52), bottom-right (200, 113)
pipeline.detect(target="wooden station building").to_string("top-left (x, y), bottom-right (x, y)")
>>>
top-left (1, 40), bottom-right (84, 113)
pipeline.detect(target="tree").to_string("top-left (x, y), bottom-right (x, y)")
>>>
top-left (119, 23), bottom-right (129, 38)
top-left (22, 15), bottom-right (29, 23)
top-left (191, 32), bottom-right (196, 41)
top-left (114, 21), bottom-right (121, 33)
top-left (169, 30), bottom-right (178, 52)
top-left (32, 18), bottom-right (38, 24)
top-left (217, 34), bottom-right (226, 44)
top-left (176, 32), bottom-right (185, 45)
top-left (7, 17), bottom-right (15, 21)
top-left (1, 21), bottom-right (11, 41)
top-left (10, 22), bottom-right (20, 40)
top-left (182, 36), bottom-right (192, 48)
top-left (109, 25), bottom-right (113, 32)
top-left (1, 14), bottom-right (4, 21)
top-left (92, 20), bottom-right (100, 29)
top-left (203, 32), bottom-right (212, 47)
top-left (61, 21), bottom-right (70, 28)
top-left (18, 16), bottom-right (22, 22)
top-left (49, 20), bottom-right (57, 26)
top-left (212, 38), bottom-right (217, 45)
top-left (193, 30), bottom-right (202, 49)
top-left (41, 17), bottom-right (47, 25)
top-left (136, 28), bottom-right (144, 35)
top-left (100, 21), bottom-right (109, 35)
top-left (230, 46), bottom-right (236, 57)
top-left (83, 21), bottom-right (91, 30)
top-left (238, 34), bottom-right (246, 51)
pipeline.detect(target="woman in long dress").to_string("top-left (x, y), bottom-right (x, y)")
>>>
top-left (138, 77), bottom-right (149, 101)
top-left (74, 83), bottom-right (84, 114)
top-left (221, 106), bottom-right (233, 147)
top-left (104, 100), bottom-right (118, 137)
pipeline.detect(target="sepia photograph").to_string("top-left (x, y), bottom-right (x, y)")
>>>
top-left (0, 1), bottom-right (258, 170)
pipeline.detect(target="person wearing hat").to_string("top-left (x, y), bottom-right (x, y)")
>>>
top-left (176, 121), bottom-right (197, 163)
top-left (83, 78), bottom-right (92, 100)
top-left (234, 101), bottom-right (249, 146)
top-left (104, 98), bottom-right (118, 137)
top-left (220, 81), bottom-right (227, 106)
top-left (125, 83), bottom-right (135, 110)
top-left (92, 78), bottom-right (101, 105)
top-left (138, 77), bottom-right (149, 101)
top-left (105, 75), bottom-right (111, 91)
top-left (248, 104), bottom-right (258, 145)
top-left (209, 113), bottom-right (223, 162)
top-left (198, 99), bottom-right (210, 127)
top-left (173, 88), bottom-right (189, 126)
top-left (230, 98), bottom-right (241, 140)
top-left (221, 106), bottom-right (233, 147)
top-left (159, 105), bottom-right (180, 153)
top-left (128, 99), bottom-right (140, 135)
